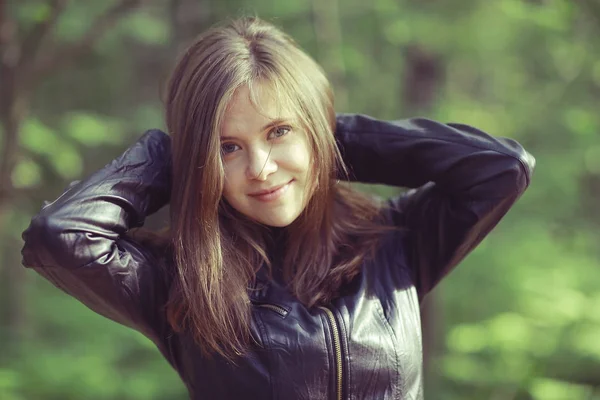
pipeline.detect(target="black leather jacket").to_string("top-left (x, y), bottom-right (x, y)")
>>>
top-left (21, 114), bottom-right (534, 400)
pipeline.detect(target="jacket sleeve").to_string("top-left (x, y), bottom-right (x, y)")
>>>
top-left (21, 129), bottom-right (172, 341)
top-left (335, 114), bottom-right (535, 300)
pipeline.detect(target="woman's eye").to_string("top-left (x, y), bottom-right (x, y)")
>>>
top-left (221, 143), bottom-right (240, 155)
top-left (268, 126), bottom-right (291, 140)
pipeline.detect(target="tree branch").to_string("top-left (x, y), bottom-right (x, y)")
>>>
top-left (0, 0), bottom-right (20, 70)
top-left (0, 0), bottom-right (11, 49)
top-left (310, 0), bottom-right (348, 109)
top-left (18, 0), bottom-right (70, 71)
top-left (0, 3), bottom-right (22, 203)
top-left (581, 0), bottom-right (600, 30)
top-left (32, 0), bottom-right (144, 83)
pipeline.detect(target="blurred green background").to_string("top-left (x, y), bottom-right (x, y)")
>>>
top-left (1, 0), bottom-right (599, 399)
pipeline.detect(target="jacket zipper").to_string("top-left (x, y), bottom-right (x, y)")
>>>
top-left (252, 302), bottom-right (289, 317)
top-left (319, 306), bottom-right (343, 400)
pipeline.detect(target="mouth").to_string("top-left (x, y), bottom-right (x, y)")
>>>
top-left (248, 179), bottom-right (293, 202)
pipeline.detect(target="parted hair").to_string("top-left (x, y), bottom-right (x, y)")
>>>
top-left (162, 17), bottom-right (387, 361)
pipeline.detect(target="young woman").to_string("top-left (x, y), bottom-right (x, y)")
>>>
top-left (21, 17), bottom-right (534, 400)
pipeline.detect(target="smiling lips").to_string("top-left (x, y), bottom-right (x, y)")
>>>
top-left (248, 180), bottom-right (293, 202)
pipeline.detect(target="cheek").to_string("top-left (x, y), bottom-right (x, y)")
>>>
top-left (222, 179), bottom-right (232, 201)
top-left (222, 164), bottom-right (244, 201)
top-left (285, 141), bottom-right (316, 198)
top-left (284, 137), bottom-right (313, 173)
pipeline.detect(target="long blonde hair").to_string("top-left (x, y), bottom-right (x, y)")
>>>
top-left (163, 17), bottom-right (387, 361)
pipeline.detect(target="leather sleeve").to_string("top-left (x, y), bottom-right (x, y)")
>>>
top-left (21, 129), bottom-right (172, 341)
top-left (335, 114), bottom-right (535, 300)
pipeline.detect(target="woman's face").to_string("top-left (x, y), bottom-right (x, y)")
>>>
top-left (220, 84), bottom-right (313, 227)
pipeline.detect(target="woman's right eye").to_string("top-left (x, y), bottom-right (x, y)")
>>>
top-left (221, 143), bottom-right (240, 155)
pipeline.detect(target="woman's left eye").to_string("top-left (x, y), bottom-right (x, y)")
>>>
top-left (268, 126), bottom-right (291, 140)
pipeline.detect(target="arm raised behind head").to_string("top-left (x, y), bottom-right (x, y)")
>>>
top-left (334, 114), bottom-right (535, 299)
top-left (21, 129), bottom-right (172, 341)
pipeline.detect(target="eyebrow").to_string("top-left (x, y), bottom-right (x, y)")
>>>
top-left (220, 118), bottom-right (291, 141)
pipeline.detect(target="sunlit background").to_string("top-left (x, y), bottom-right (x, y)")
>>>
top-left (1, 0), bottom-right (599, 399)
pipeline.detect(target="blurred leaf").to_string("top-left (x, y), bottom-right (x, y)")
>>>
top-left (49, 142), bottom-right (83, 180)
top-left (14, 1), bottom-right (51, 30)
top-left (382, 19), bottom-right (412, 46)
top-left (446, 323), bottom-right (487, 353)
top-left (19, 118), bottom-right (60, 157)
top-left (441, 354), bottom-right (488, 383)
top-left (131, 104), bottom-right (166, 133)
top-left (64, 112), bottom-right (124, 146)
top-left (11, 158), bottom-right (42, 189)
top-left (550, 39), bottom-right (587, 81)
top-left (568, 324), bottom-right (600, 361)
top-left (0, 368), bottom-right (20, 392)
top-left (122, 12), bottom-right (171, 45)
top-left (563, 107), bottom-right (598, 138)
top-left (19, 118), bottom-right (83, 179)
top-left (53, 2), bottom-right (113, 42)
top-left (486, 312), bottom-right (534, 352)
top-left (529, 378), bottom-right (593, 400)
top-left (592, 60), bottom-right (600, 85)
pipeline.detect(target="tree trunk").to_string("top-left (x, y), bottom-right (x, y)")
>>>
top-left (0, 0), bottom-right (144, 356)
top-left (420, 293), bottom-right (443, 395)
top-left (402, 44), bottom-right (444, 114)
top-left (401, 42), bottom-right (445, 393)
top-left (311, 0), bottom-right (348, 110)
top-left (0, 67), bottom-right (30, 354)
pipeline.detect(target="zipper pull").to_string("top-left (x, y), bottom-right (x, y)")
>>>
top-left (251, 301), bottom-right (290, 318)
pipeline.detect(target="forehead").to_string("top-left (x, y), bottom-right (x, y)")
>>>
top-left (221, 83), bottom-right (296, 137)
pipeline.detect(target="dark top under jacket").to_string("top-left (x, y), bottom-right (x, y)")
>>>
top-left (21, 114), bottom-right (535, 400)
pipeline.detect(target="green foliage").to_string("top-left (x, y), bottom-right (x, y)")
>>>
top-left (530, 378), bottom-right (594, 400)
top-left (64, 112), bottom-right (124, 146)
top-left (13, 0), bottom-right (53, 31)
top-left (121, 12), bottom-right (171, 46)
top-left (11, 158), bottom-right (42, 189)
top-left (3, 0), bottom-right (600, 399)
top-left (20, 118), bottom-right (82, 179)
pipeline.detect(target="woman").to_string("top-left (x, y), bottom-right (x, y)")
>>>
top-left (21, 17), bottom-right (534, 400)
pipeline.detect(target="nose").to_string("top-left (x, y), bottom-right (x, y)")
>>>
top-left (246, 146), bottom-right (277, 181)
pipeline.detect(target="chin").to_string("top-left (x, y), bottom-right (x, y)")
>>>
top-left (261, 218), bottom-right (295, 228)
top-left (257, 212), bottom-right (301, 228)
